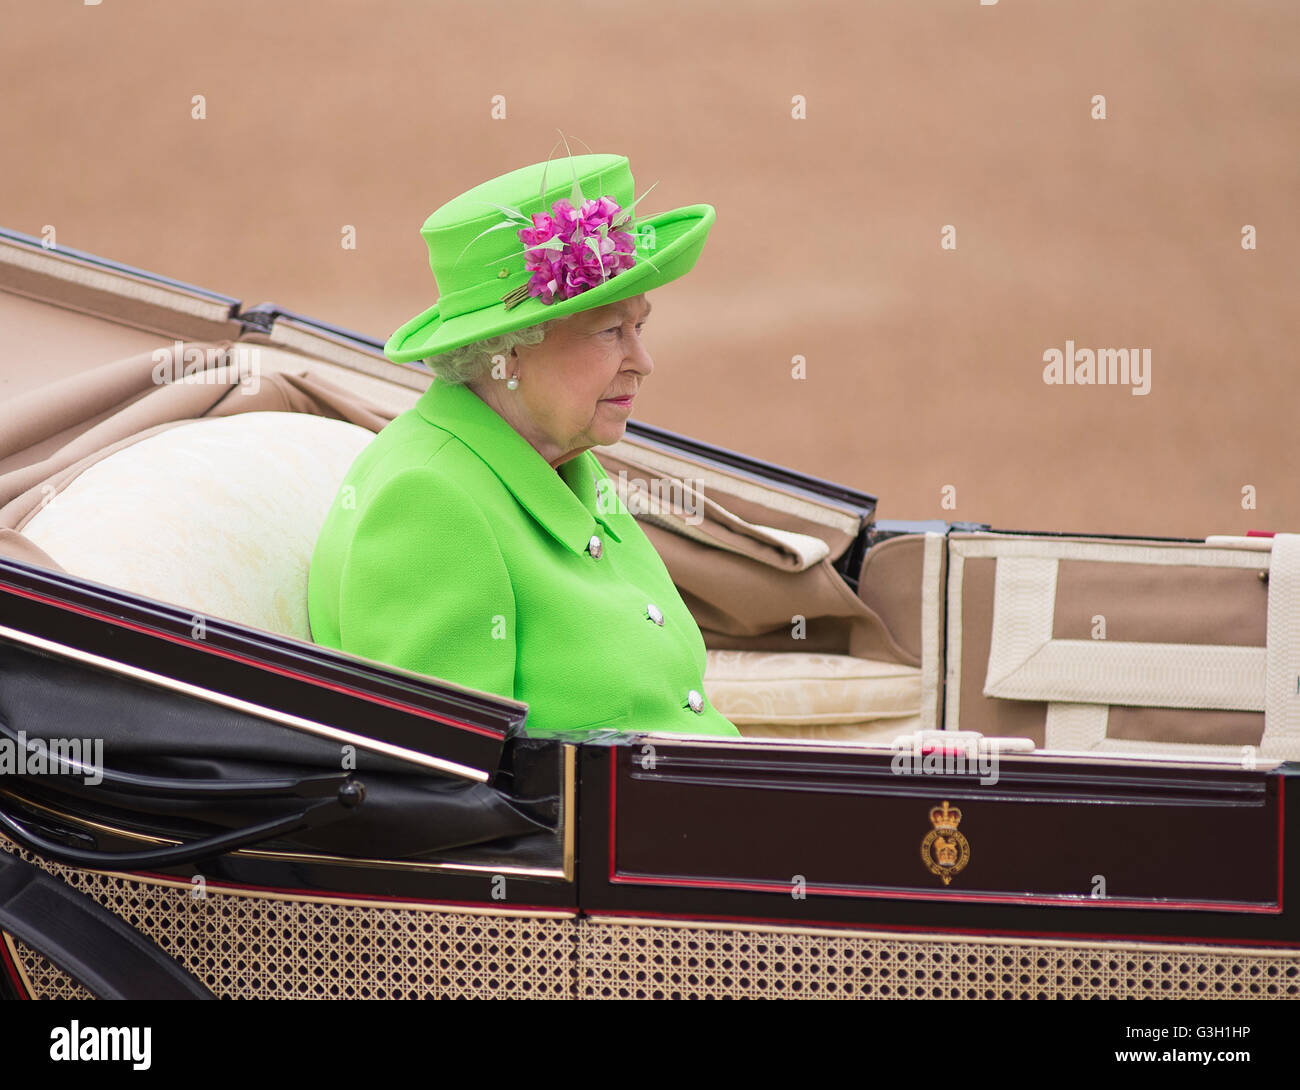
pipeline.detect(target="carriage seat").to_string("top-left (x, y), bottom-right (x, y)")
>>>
top-left (22, 411), bottom-right (374, 643)
top-left (704, 649), bottom-right (921, 742)
top-left (20, 411), bottom-right (921, 741)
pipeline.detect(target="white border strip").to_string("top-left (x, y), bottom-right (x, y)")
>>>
top-left (0, 623), bottom-right (488, 782)
top-left (0, 239), bottom-right (232, 322)
top-left (976, 545), bottom-right (1268, 710)
top-left (919, 532), bottom-right (943, 730)
top-left (985, 555), bottom-right (1058, 688)
top-left (1263, 533), bottom-right (1300, 759)
top-left (944, 537), bottom-right (967, 729)
top-left (1043, 702), bottom-right (1109, 749)
top-left (988, 637), bottom-right (1267, 710)
top-left (949, 534), bottom-right (1274, 568)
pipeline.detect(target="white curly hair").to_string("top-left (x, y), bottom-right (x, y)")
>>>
top-left (425, 320), bottom-right (558, 385)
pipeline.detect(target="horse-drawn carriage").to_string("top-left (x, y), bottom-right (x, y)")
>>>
top-left (0, 226), bottom-right (1294, 999)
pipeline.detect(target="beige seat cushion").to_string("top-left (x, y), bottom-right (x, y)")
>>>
top-left (22, 411), bottom-right (374, 640)
top-left (703, 648), bottom-right (921, 742)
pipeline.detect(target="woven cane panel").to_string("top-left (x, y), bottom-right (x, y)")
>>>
top-left (11, 938), bottom-right (95, 1000)
top-left (1, 838), bottom-right (574, 1000)
top-left (577, 920), bottom-right (1300, 1000)
top-left (6, 833), bottom-right (1300, 1000)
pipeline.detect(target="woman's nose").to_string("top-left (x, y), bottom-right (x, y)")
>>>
top-left (627, 335), bottom-right (654, 378)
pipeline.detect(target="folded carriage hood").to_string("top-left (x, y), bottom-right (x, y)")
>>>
top-left (0, 639), bottom-right (552, 860)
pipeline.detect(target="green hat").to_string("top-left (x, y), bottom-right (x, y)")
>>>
top-left (384, 152), bottom-right (715, 364)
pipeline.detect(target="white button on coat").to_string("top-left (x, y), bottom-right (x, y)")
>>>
top-left (687, 689), bottom-right (704, 713)
top-left (587, 534), bottom-right (602, 559)
top-left (646, 603), bottom-right (664, 625)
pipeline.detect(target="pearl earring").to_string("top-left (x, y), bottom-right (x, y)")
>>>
top-left (506, 374), bottom-right (519, 390)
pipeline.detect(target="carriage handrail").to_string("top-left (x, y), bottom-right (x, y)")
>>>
top-left (0, 778), bottom-right (365, 871)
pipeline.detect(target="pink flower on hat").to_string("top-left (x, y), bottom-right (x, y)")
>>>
top-left (518, 212), bottom-right (557, 248)
top-left (519, 195), bottom-right (637, 305)
top-left (579, 196), bottom-right (622, 234)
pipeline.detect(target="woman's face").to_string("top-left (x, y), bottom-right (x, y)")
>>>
top-left (471, 293), bottom-right (654, 468)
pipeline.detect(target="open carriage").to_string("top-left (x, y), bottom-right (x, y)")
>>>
top-left (0, 226), bottom-right (1295, 1000)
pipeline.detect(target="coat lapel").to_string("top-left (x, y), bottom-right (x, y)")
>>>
top-left (415, 376), bottom-right (623, 557)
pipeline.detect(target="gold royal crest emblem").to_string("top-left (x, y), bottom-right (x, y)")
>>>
top-left (921, 800), bottom-right (970, 885)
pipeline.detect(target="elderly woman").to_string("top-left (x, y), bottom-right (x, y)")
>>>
top-left (308, 152), bottom-right (740, 739)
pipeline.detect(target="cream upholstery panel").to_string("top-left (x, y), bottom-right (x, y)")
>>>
top-left (947, 531), bottom-right (1288, 759)
top-left (704, 648), bottom-right (921, 740)
top-left (24, 412), bottom-right (374, 640)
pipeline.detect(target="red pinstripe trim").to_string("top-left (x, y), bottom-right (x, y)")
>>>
top-left (121, 868), bottom-right (570, 911)
top-left (585, 907), bottom-right (1300, 948)
top-left (0, 579), bottom-right (503, 739)
top-left (0, 934), bottom-right (28, 999)
top-left (605, 749), bottom-right (1284, 915)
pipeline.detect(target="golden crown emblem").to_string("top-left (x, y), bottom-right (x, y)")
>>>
top-left (934, 838), bottom-right (959, 866)
top-left (929, 801), bottom-right (962, 831)
top-left (920, 800), bottom-right (970, 885)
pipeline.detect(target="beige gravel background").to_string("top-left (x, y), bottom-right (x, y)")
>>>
top-left (1, 0), bottom-right (1295, 538)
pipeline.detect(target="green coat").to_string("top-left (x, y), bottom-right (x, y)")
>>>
top-left (307, 376), bottom-right (740, 740)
